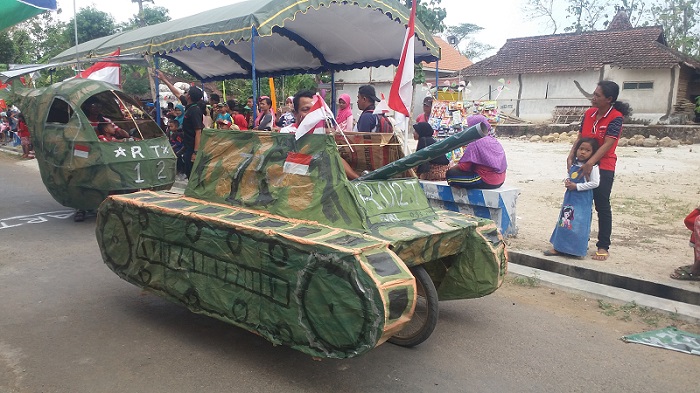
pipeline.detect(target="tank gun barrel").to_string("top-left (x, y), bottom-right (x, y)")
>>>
top-left (356, 122), bottom-right (486, 181)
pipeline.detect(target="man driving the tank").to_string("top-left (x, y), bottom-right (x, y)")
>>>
top-left (280, 90), bottom-right (359, 180)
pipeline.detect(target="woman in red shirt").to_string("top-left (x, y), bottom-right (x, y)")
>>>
top-left (568, 81), bottom-right (631, 261)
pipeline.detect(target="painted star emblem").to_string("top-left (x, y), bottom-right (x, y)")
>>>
top-left (114, 146), bottom-right (127, 157)
top-left (162, 144), bottom-right (170, 155)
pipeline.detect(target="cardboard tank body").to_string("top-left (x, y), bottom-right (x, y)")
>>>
top-left (96, 126), bottom-right (508, 358)
top-left (13, 79), bottom-right (176, 210)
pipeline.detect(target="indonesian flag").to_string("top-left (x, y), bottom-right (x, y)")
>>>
top-left (283, 152), bottom-right (313, 176)
top-left (76, 48), bottom-right (121, 86)
top-left (73, 144), bottom-right (90, 159)
top-left (294, 94), bottom-right (333, 140)
top-left (388, 0), bottom-right (416, 116)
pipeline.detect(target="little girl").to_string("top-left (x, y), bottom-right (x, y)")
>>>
top-left (544, 138), bottom-right (600, 257)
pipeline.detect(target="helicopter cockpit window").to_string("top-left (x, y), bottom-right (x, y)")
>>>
top-left (46, 98), bottom-right (75, 124)
top-left (81, 91), bottom-right (166, 141)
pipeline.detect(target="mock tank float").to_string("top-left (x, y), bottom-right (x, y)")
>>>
top-left (96, 122), bottom-right (508, 359)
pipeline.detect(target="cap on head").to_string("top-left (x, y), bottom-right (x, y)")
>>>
top-left (358, 85), bottom-right (380, 102)
top-left (188, 86), bottom-right (204, 102)
top-left (423, 96), bottom-right (433, 106)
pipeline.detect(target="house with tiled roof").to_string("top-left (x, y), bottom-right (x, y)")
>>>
top-left (423, 35), bottom-right (473, 79)
top-left (459, 11), bottom-right (700, 123)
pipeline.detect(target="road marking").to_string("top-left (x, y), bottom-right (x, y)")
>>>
top-left (0, 210), bottom-right (75, 229)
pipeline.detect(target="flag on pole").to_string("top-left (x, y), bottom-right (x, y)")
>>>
top-left (388, 0), bottom-right (416, 117)
top-left (76, 48), bottom-right (121, 86)
top-left (295, 94), bottom-right (332, 140)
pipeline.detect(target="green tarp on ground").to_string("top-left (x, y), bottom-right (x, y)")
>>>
top-left (623, 326), bottom-right (700, 356)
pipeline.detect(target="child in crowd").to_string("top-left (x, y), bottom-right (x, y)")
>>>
top-left (16, 114), bottom-right (33, 159)
top-left (545, 138), bottom-right (600, 257)
top-left (0, 112), bottom-right (9, 144)
top-left (214, 103), bottom-right (233, 129)
top-left (670, 206), bottom-right (700, 280)
top-left (413, 122), bottom-right (449, 180)
top-left (275, 96), bottom-right (296, 128)
top-left (167, 119), bottom-right (186, 178)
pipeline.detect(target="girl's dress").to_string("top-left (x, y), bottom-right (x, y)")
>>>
top-left (549, 160), bottom-right (600, 257)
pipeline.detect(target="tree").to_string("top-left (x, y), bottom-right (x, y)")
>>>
top-left (63, 6), bottom-right (116, 46)
top-left (563, 0), bottom-right (608, 33)
top-left (120, 6), bottom-right (170, 31)
top-left (402, 0), bottom-right (447, 33)
top-left (444, 23), bottom-right (494, 61)
top-left (651, 0), bottom-right (700, 57)
top-left (523, 0), bottom-right (559, 34)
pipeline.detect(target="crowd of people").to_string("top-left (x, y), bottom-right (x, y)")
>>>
top-left (0, 108), bottom-right (34, 159)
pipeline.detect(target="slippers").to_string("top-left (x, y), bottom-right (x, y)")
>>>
top-left (591, 251), bottom-right (609, 261)
top-left (670, 270), bottom-right (700, 281)
top-left (674, 265), bottom-right (695, 274)
top-left (543, 249), bottom-right (560, 256)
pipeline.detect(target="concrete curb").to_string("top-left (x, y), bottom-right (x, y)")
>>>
top-left (509, 250), bottom-right (700, 306)
top-left (0, 145), bottom-right (23, 156)
top-left (508, 263), bottom-right (700, 322)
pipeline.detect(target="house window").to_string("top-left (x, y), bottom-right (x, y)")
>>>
top-left (623, 81), bottom-right (654, 90)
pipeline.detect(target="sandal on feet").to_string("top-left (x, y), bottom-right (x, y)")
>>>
top-left (543, 249), bottom-right (560, 256)
top-left (670, 270), bottom-right (700, 281)
top-left (591, 251), bottom-right (609, 261)
top-left (674, 265), bottom-right (695, 274)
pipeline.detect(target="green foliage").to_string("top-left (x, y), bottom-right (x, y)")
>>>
top-left (402, 0), bottom-right (447, 33)
top-left (444, 23), bottom-right (494, 61)
top-left (510, 272), bottom-right (540, 287)
top-left (563, 0), bottom-right (608, 33)
top-left (63, 6), bottom-right (116, 46)
top-left (121, 66), bottom-right (151, 96)
top-left (119, 6), bottom-right (170, 31)
top-left (651, 0), bottom-right (700, 58)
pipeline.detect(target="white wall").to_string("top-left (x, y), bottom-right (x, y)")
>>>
top-left (463, 68), bottom-right (675, 123)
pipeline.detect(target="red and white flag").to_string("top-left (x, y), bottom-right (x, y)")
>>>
top-left (388, 0), bottom-right (416, 116)
top-left (294, 94), bottom-right (332, 140)
top-left (76, 48), bottom-right (121, 86)
top-left (283, 152), bottom-right (313, 176)
top-left (73, 144), bottom-right (90, 159)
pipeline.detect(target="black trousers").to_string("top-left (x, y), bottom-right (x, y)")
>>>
top-left (593, 169), bottom-right (615, 251)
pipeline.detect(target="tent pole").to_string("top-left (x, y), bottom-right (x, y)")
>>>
top-left (154, 56), bottom-right (161, 129)
top-left (331, 71), bottom-right (336, 115)
top-left (435, 59), bottom-right (439, 91)
top-left (251, 25), bottom-right (258, 121)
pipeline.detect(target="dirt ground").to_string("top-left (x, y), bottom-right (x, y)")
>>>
top-left (500, 137), bottom-right (700, 290)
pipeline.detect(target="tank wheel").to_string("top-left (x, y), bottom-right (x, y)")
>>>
top-left (388, 265), bottom-right (439, 347)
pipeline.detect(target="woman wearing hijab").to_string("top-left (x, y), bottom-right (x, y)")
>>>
top-left (446, 114), bottom-right (507, 189)
top-left (413, 122), bottom-right (449, 180)
top-left (173, 103), bottom-right (185, 127)
top-left (336, 94), bottom-right (354, 132)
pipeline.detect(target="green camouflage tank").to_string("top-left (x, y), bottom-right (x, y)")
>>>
top-left (96, 127), bottom-right (508, 358)
top-left (13, 79), bottom-right (175, 210)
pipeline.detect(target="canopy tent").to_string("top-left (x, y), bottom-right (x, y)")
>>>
top-left (51, 0), bottom-right (440, 81)
top-left (0, 0), bottom-right (57, 31)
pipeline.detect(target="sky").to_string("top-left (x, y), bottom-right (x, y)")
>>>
top-left (57, 0), bottom-right (544, 60)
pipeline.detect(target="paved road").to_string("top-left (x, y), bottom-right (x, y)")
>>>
top-left (0, 154), bottom-right (696, 393)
